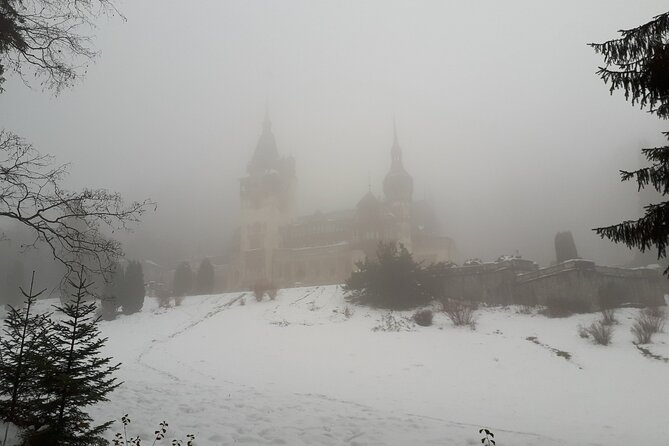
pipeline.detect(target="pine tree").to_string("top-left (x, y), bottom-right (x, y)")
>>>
top-left (121, 261), bottom-right (144, 315)
top-left (0, 271), bottom-right (50, 438)
top-left (173, 262), bottom-right (193, 298)
top-left (30, 270), bottom-right (120, 445)
top-left (195, 258), bottom-right (215, 295)
top-left (344, 242), bottom-right (433, 310)
top-left (590, 11), bottom-right (669, 274)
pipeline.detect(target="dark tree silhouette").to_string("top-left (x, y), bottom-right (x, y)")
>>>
top-left (0, 271), bottom-right (50, 441)
top-left (590, 11), bottom-right (669, 274)
top-left (173, 262), bottom-right (193, 298)
top-left (554, 231), bottom-right (579, 263)
top-left (121, 261), bottom-right (144, 314)
top-left (0, 131), bottom-right (155, 284)
top-left (30, 270), bottom-right (120, 445)
top-left (195, 258), bottom-right (215, 295)
top-left (0, 0), bottom-right (123, 93)
top-left (344, 242), bottom-right (433, 310)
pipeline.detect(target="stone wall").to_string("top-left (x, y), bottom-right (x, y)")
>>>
top-left (440, 259), bottom-right (667, 310)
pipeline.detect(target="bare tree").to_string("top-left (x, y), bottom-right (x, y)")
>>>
top-left (0, 0), bottom-right (123, 93)
top-left (0, 130), bottom-right (154, 283)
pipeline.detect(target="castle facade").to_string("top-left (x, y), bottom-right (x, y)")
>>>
top-left (224, 114), bottom-right (456, 290)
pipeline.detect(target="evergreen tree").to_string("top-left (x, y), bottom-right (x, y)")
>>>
top-left (0, 271), bottom-right (50, 437)
top-left (30, 271), bottom-right (120, 445)
top-left (195, 258), bottom-right (215, 295)
top-left (121, 261), bottom-right (144, 315)
top-left (590, 11), bottom-right (669, 274)
top-left (173, 262), bottom-right (193, 297)
top-left (554, 231), bottom-right (579, 263)
top-left (344, 242), bottom-right (433, 310)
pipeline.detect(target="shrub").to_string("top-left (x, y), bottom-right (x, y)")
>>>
top-left (631, 307), bottom-right (666, 344)
top-left (239, 298), bottom-right (246, 306)
top-left (542, 295), bottom-right (589, 318)
top-left (600, 308), bottom-right (617, 325)
top-left (443, 299), bottom-right (477, 328)
top-left (343, 306), bottom-right (353, 318)
top-left (344, 242), bottom-right (439, 310)
top-left (253, 280), bottom-right (269, 302)
top-left (174, 295), bottom-right (184, 306)
top-left (267, 285), bottom-right (278, 301)
top-left (585, 321), bottom-right (613, 345)
top-left (157, 291), bottom-right (171, 308)
top-left (577, 324), bottom-right (589, 339)
top-left (412, 309), bottom-right (433, 327)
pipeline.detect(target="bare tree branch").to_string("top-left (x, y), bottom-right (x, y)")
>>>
top-left (0, 0), bottom-right (125, 93)
top-left (0, 129), bottom-right (156, 284)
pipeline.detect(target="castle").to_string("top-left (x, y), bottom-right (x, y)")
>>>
top-left (223, 113), bottom-right (456, 291)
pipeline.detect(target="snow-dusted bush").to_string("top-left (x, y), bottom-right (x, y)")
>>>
top-left (267, 285), bottom-right (278, 301)
top-left (577, 324), bottom-right (589, 339)
top-left (631, 307), bottom-right (666, 344)
top-left (253, 280), bottom-right (270, 302)
top-left (442, 299), bottom-right (477, 328)
top-left (174, 295), bottom-right (184, 306)
top-left (372, 313), bottom-right (414, 332)
top-left (157, 291), bottom-right (171, 308)
top-left (412, 309), bottom-right (433, 327)
top-left (585, 321), bottom-right (613, 345)
top-left (600, 308), bottom-right (617, 325)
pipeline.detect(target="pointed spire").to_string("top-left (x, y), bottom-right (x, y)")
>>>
top-left (248, 107), bottom-right (279, 175)
top-left (391, 119), bottom-right (402, 165)
top-left (263, 100), bottom-right (272, 132)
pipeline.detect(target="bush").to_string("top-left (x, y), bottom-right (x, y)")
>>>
top-left (631, 307), bottom-right (666, 344)
top-left (443, 299), bottom-right (477, 328)
top-left (174, 295), bottom-right (184, 306)
top-left (412, 309), bottom-right (433, 327)
top-left (157, 291), bottom-right (171, 308)
top-left (542, 295), bottom-right (589, 318)
top-left (343, 306), bottom-right (353, 318)
top-left (267, 285), bottom-right (278, 301)
top-left (585, 321), bottom-right (613, 345)
top-left (253, 280), bottom-right (269, 302)
top-left (344, 242), bottom-right (439, 310)
top-left (600, 308), bottom-right (617, 325)
top-left (577, 324), bottom-right (589, 339)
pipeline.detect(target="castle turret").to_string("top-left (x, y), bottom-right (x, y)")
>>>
top-left (382, 122), bottom-right (413, 250)
top-left (383, 123), bottom-right (414, 203)
top-left (239, 111), bottom-right (296, 287)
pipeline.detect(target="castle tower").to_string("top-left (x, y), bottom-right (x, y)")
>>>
top-left (239, 111), bottom-right (296, 287)
top-left (382, 122), bottom-right (413, 250)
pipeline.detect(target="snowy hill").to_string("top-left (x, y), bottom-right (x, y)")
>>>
top-left (48, 285), bottom-right (668, 445)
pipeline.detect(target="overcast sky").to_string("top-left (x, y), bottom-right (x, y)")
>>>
top-left (1, 0), bottom-right (668, 267)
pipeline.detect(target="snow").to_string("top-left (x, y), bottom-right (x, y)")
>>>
top-left (31, 286), bottom-right (669, 445)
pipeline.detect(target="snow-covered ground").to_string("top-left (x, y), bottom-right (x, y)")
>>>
top-left (39, 286), bottom-right (668, 445)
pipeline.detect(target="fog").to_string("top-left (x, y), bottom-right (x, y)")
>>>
top-left (2, 0), bottom-right (667, 268)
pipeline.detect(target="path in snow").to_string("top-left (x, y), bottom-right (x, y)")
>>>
top-left (85, 286), bottom-right (668, 446)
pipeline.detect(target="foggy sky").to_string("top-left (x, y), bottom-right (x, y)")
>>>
top-left (1, 0), bottom-right (668, 268)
